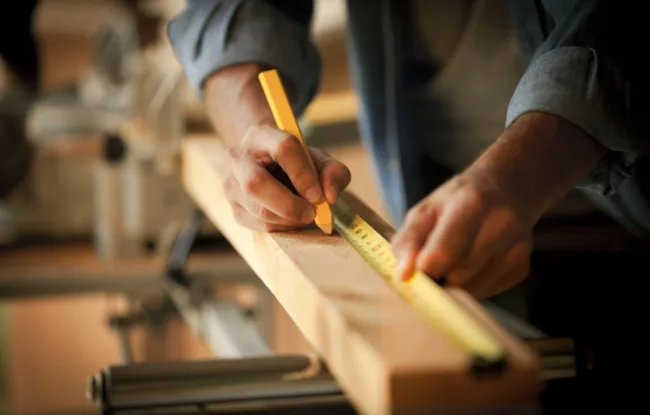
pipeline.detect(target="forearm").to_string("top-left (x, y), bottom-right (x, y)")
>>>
top-left (469, 111), bottom-right (608, 224)
top-left (168, 0), bottom-right (320, 131)
top-left (503, 1), bottom-right (647, 201)
top-left (204, 64), bottom-right (275, 146)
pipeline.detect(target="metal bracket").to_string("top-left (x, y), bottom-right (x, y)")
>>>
top-left (164, 208), bottom-right (272, 357)
top-left (201, 300), bottom-right (272, 358)
top-left (166, 207), bottom-right (203, 286)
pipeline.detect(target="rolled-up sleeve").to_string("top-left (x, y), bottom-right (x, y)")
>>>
top-left (167, 0), bottom-right (321, 115)
top-left (505, 1), bottom-right (649, 195)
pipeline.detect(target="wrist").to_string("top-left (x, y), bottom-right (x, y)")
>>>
top-left (204, 63), bottom-right (275, 146)
top-left (466, 111), bottom-right (608, 223)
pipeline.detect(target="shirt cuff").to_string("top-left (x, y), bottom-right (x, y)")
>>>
top-left (167, 0), bottom-right (321, 115)
top-left (505, 46), bottom-right (637, 195)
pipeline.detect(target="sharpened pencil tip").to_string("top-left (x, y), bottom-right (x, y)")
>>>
top-left (314, 202), bottom-right (333, 235)
top-left (316, 221), bottom-right (333, 235)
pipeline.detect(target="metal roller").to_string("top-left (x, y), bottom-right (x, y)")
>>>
top-left (87, 355), bottom-right (356, 414)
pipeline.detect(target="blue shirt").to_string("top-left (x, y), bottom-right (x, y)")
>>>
top-left (167, 0), bottom-right (649, 225)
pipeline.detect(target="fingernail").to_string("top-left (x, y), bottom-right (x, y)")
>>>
top-left (396, 259), bottom-right (406, 282)
top-left (396, 252), bottom-right (416, 282)
top-left (329, 182), bottom-right (340, 203)
top-left (305, 187), bottom-right (322, 204)
top-left (302, 208), bottom-right (315, 223)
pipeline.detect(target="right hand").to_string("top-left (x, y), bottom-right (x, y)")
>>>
top-left (218, 124), bottom-right (351, 231)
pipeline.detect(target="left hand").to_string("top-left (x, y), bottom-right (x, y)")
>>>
top-left (390, 170), bottom-right (534, 298)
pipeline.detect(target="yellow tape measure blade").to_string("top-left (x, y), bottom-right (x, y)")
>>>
top-left (332, 200), bottom-right (507, 375)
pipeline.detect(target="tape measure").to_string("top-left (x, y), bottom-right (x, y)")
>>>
top-left (332, 199), bottom-right (506, 374)
top-left (259, 69), bottom-right (507, 375)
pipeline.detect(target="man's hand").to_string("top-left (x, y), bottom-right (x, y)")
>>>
top-left (391, 171), bottom-right (533, 298)
top-left (218, 123), bottom-right (351, 232)
top-left (391, 111), bottom-right (608, 298)
top-left (203, 64), bottom-right (351, 232)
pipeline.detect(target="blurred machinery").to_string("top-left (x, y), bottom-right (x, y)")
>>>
top-left (2, 0), bottom-right (210, 259)
top-left (0, 0), bottom-right (356, 258)
top-left (85, 3), bottom-right (194, 259)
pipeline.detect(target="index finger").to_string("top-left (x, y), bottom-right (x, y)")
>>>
top-left (415, 202), bottom-right (484, 280)
top-left (234, 156), bottom-right (315, 223)
top-left (391, 202), bottom-right (438, 281)
top-left (248, 125), bottom-right (324, 205)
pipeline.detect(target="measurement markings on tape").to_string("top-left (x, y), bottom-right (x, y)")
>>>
top-left (332, 199), bottom-right (507, 374)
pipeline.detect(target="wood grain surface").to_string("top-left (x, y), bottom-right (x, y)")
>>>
top-left (182, 137), bottom-right (542, 415)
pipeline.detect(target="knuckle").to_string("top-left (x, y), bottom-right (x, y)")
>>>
top-left (405, 202), bottom-right (433, 223)
top-left (224, 147), bottom-right (239, 160)
top-left (232, 204), bottom-right (246, 223)
top-left (404, 208), bottom-right (418, 224)
top-left (276, 135), bottom-right (300, 158)
top-left (404, 208), bottom-right (420, 223)
top-left (459, 187), bottom-right (488, 212)
top-left (250, 202), bottom-right (266, 219)
top-left (309, 147), bottom-right (326, 161)
top-left (285, 202), bottom-right (308, 220)
top-left (259, 207), bottom-right (277, 222)
top-left (276, 203), bottom-right (294, 219)
top-left (242, 174), bottom-right (264, 195)
top-left (244, 124), bottom-right (264, 141)
top-left (292, 169), bottom-right (317, 192)
top-left (312, 148), bottom-right (329, 158)
top-left (445, 272), bottom-right (464, 286)
top-left (499, 207), bottom-right (521, 226)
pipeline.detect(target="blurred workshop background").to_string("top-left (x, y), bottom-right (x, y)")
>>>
top-left (0, 1), bottom-right (386, 414)
top-left (4, 0), bottom-right (645, 414)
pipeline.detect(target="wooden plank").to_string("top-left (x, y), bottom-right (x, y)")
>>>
top-left (181, 137), bottom-right (541, 415)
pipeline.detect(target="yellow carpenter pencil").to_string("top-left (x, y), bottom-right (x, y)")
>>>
top-left (258, 69), bottom-right (333, 234)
